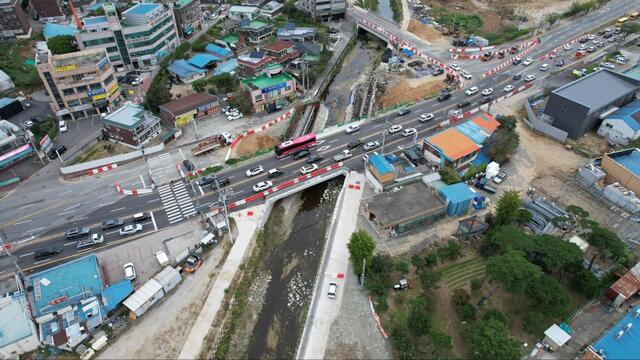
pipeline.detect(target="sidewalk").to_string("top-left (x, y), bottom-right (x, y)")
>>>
top-left (298, 171), bottom-right (365, 359)
top-left (178, 204), bottom-right (266, 359)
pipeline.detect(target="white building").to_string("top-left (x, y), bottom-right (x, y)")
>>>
top-left (76, 2), bottom-right (180, 71)
top-left (228, 5), bottom-right (261, 20)
top-left (297, 0), bottom-right (346, 21)
top-left (598, 100), bottom-right (640, 145)
top-left (0, 289), bottom-right (40, 358)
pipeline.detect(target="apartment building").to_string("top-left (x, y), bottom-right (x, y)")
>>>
top-left (77, 2), bottom-right (179, 71)
top-left (0, 0), bottom-right (31, 40)
top-left (36, 44), bottom-right (121, 120)
top-left (163, 0), bottom-right (201, 39)
top-left (238, 19), bottom-right (274, 44)
top-left (297, 0), bottom-right (346, 21)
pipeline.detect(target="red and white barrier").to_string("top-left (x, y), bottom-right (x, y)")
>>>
top-left (452, 39), bottom-right (537, 60)
top-left (186, 163), bottom-right (222, 178)
top-left (225, 108), bottom-right (294, 161)
top-left (87, 164), bottom-right (117, 176)
top-left (482, 39), bottom-right (540, 78)
top-left (115, 182), bottom-right (154, 196)
top-left (210, 163), bottom-right (343, 214)
top-left (449, 45), bottom-right (495, 53)
top-left (539, 35), bottom-right (588, 61)
top-left (369, 296), bottom-right (388, 338)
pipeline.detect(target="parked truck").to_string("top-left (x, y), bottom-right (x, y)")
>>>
top-left (190, 133), bottom-right (232, 157)
top-left (333, 150), bottom-right (353, 162)
top-left (76, 234), bottom-right (104, 250)
top-left (474, 177), bottom-right (497, 194)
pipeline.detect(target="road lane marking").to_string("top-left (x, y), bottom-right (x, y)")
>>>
top-left (76, 216), bottom-right (88, 221)
top-left (59, 190), bottom-right (72, 196)
top-left (15, 236), bottom-right (35, 245)
top-left (198, 184), bottom-right (204, 196)
top-left (19, 252), bottom-right (34, 258)
top-left (19, 204), bottom-right (36, 209)
top-left (372, 123), bottom-right (386, 128)
top-left (58, 210), bottom-right (75, 216)
top-left (31, 227), bottom-right (45, 232)
top-left (106, 230), bottom-right (119, 235)
top-left (63, 204), bottom-right (82, 212)
top-left (110, 207), bottom-right (126, 212)
top-left (328, 139), bottom-right (338, 143)
top-left (64, 242), bottom-right (76, 246)
top-left (147, 198), bottom-right (161, 203)
top-left (150, 211), bottom-right (158, 231)
top-left (14, 219), bottom-right (32, 225)
top-left (140, 175), bottom-right (146, 188)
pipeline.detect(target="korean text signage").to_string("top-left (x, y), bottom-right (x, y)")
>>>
top-left (55, 64), bottom-right (77, 72)
top-left (261, 82), bottom-right (286, 94)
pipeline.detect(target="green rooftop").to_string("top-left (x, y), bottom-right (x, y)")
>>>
top-left (247, 20), bottom-right (269, 30)
top-left (242, 73), bottom-right (293, 89)
top-left (303, 53), bottom-right (320, 62)
top-left (222, 34), bottom-right (239, 44)
top-left (174, 0), bottom-right (194, 8)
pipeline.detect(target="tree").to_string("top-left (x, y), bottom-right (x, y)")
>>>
top-left (439, 166), bottom-right (461, 184)
top-left (544, 13), bottom-right (560, 29)
top-left (437, 240), bottom-right (462, 261)
top-left (571, 270), bottom-right (601, 298)
top-left (523, 312), bottom-right (547, 335)
top-left (495, 190), bottom-right (521, 226)
top-left (408, 297), bottom-right (431, 336)
top-left (482, 309), bottom-right (507, 325)
top-left (526, 275), bottom-right (571, 318)
top-left (531, 235), bottom-right (583, 278)
top-left (144, 79), bottom-right (172, 114)
top-left (395, 259), bottom-right (409, 274)
top-left (211, 73), bottom-right (237, 93)
top-left (487, 250), bottom-right (542, 293)
top-left (621, 21), bottom-right (640, 39)
top-left (487, 127), bottom-right (520, 163)
top-left (424, 252), bottom-right (438, 267)
top-left (47, 35), bottom-right (78, 55)
top-left (428, 331), bottom-right (453, 350)
top-left (347, 230), bottom-right (376, 275)
top-left (411, 254), bottom-right (425, 269)
top-left (584, 225), bottom-right (627, 270)
top-left (554, 205), bottom-right (590, 238)
top-left (419, 269), bottom-right (442, 288)
top-left (515, 209), bottom-right (533, 228)
top-left (469, 319), bottom-right (521, 360)
top-left (229, 89), bottom-right (254, 115)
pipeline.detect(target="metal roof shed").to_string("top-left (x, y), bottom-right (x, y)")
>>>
top-left (153, 266), bottom-right (182, 294)
top-left (544, 324), bottom-right (571, 349)
top-left (123, 279), bottom-right (164, 318)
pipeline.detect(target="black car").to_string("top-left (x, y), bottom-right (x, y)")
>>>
top-left (512, 58), bottom-right (522, 65)
top-left (437, 93), bottom-right (452, 102)
top-left (603, 33), bottom-right (613, 38)
top-left (306, 154), bottom-right (324, 164)
top-left (293, 149), bottom-right (310, 160)
top-left (597, 30), bottom-right (606, 36)
top-left (198, 175), bottom-right (217, 187)
top-left (268, 168), bottom-right (284, 178)
top-left (327, 28), bottom-right (338, 34)
top-left (579, 37), bottom-right (589, 43)
top-left (210, 177), bottom-right (230, 189)
top-left (102, 218), bottom-right (124, 230)
top-left (457, 101), bottom-right (471, 109)
top-left (512, 74), bottom-right (522, 81)
top-left (34, 247), bottom-right (61, 260)
top-left (183, 159), bottom-right (195, 172)
top-left (479, 97), bottom-right (492, 104)
top-left (48, 145), bottom-right (67, 160)
top-left (30, 116), bottom-right (45, 124)
top-left (347, 139), bottom-right (363, 149)
top-left (432, 67), bottom-right (444, 76)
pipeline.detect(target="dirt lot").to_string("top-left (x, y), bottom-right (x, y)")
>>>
top-left (70, 141), bottom-right (133, 165)
top-left (378, 75), bottom-right (447, 109)
top-left (233, 132), bottom-right (279, 158)
top-left (408, 20), bottom-right (450, 48)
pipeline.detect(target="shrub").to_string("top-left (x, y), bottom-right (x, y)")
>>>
top-left (424, 252), bottom-right (438, 267)
top-left (437, 240), bottom-right (462, 261)
top-left (428, 331), bottom-right (453, 350)
top-left (471, 277), bottom-right (484, 291)
top-left (439, 166), bottom-right (461, 184)
top-left (523, 312), bottom-right (547, 335)
top-left (408, 297), bottom-right (431, 336)
top-left (395, 259), bottom-right (410, 274)
top-left (482, 309), bottom-right (507, 325)
top-left (571, 270), bottom-right (601, 298)
top-left (452, 288), bottom-right (471, 306)
top-left (456, 303), bottom-right (477, 321)
top-left (411, 254), bottom-right (425, 269)
top-left (374, 296), bottom-right (389, 313)
top-left (419, 269), bottom-right (442, 288)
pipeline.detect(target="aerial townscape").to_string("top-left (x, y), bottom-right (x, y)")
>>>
top-left (1, 0), bottom-right (640, 358)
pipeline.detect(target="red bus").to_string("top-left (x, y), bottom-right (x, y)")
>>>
top-left (274, 133), bottom-right (316, 158)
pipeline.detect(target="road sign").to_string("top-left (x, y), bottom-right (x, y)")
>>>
top-left (39, 134), bottom-right (53, 153)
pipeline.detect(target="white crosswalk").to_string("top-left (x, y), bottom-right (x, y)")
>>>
top-left (158, 181), bottom-right (197, 224)
top-left (148, 153), bottom-right (181, 185)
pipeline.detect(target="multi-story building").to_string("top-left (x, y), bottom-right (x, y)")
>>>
top-left (264, 41), bottom-right (300, 66)
top-left (30, 0), bottom-right (64, 22)
top-left (103, 102), bottom-right (162, 148)
top-left (36, 44), bottom-right (121, 121)
top-left (297, 0), bottom-right (346, 21)
top-left (241, 72), bottom-right (296, 113)
top-left (277, 25), bottom-right (316, 43)
top-left (77, 2), bottom-right (180, 71)
top-left (238, 19), bottom-right (273, 44)
top-left (237, 51), bottom-right (274, 78)
top-left (168, 0), bottom-right (202, 39)
top-left (0, 0), bottom-right (31, 41)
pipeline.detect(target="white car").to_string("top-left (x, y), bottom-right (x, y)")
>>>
top-left (578, 44), bottom-right (587, 51)
top-left (524, 74), bottom-right (536, 82)
top-left (449, 63), bottom-right (461, 71)
top-left (481, 88), bottom-right (493, 96)
top-left (345, 124), bottom-right (360, 134)
top-left (587, 34), bottom-right (596, 40)
top-left (595, 41), bottom-right (604, 47)
top-left (615, 55), bottom-right (628, 64)
top-left (131, 77), bottom-right (143, 86)
top-left (327, 282), bottom-right (337, 299)
top-left (401, 128), bottom-right (417, 137)
top-left (253, 180), bottom-right (273, 192)
top-left (22, 120), bottom-right (33, 128)
top-left (465, 86), bottom-right (479, 96)
top-left (460, 70), bottom-right (472, 79)
top-left (419, 113), bottom-right (434, 122)
top-left (563, 43), bottom-right (573, 51)
top-left (224, 108), bottom-right (239, 116)
top-left (522, 58), bottom-right (534, 66)
top-left (600, 62), bottom-right (616, 69)
top-left (503, 84), bottom-right (515, 92)
top-left (300, 164), bottom-right (318, 174)
top-left (119, 224), bottom-right (143, 236)
top-left (123, 263), bottom-right (136, 281)
top-left (587, 46), bottom-right (597, 52)
top-left (363, 141), bottom-right (380, 151)
top-left (227, 113), bottom-right (243, 121)
top-left (245, 165), bottom-right (264, 177)
top-left (388, 124), bottom-right (403, 134)
top-left (330, 33), bottom-right (340, 39)
top-left (539, 63), bottom-right (550, 71)
top-left (58, 120), bottom-right (68, 133)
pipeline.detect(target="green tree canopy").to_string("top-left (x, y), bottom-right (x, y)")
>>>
top-left (47, 35), bottom-right (78, 55)
top-left (584, 225), bottom-right (628, 270)
top-left (487, 249), bottom-right (542, 293)
top-left (571, 270), bottom-right (601, 298)
top-left (407, 297), bottom-right (432, 336)
top-left (488, 225), bottom-right (533, 253)
top-left (470, 318), bottom-right (521, 360)
top-left (531, 235), bottom-right (583, 276)
top-left (526, 275), bottom-right (571, 318)
top-left (439, 166), bottom-right (461, 184)
top-left (229, 89), bottom-right (254, 115)
top-left (144, 78), bottom-right (172, 114)
top-left (495, 190), bottom-right (521, 226)
top-left (348, 230), bottom-right (376, 275)
top-left (487, 116), bottom-right (519, 163)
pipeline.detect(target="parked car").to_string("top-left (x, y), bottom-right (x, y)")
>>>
top-left (306, 154), bottom-right (324, 164)
top-left (419, 113), bottom-right (434, 122)
top-left (563, 43), bottom-right (573, 50)
top-left (184, 255), bottom-right (203, 273)
top-left (493, 170), bottom-right (509, 184)
top-left (300, 164), bottom-right (319, 174)
top-left (48, 145), bottom-right (67, 160)
top-left (65, 227), bottom-right (90, 240)
top-left (227, 113), bottom-right (243, 121)
top-left (22, 120), bottom-right (33, 128)
top-left (34, 247), bottom-right (61, 260)
top-left (132, 212), bottom-right (151, 222)
top-left (503, 84), bottom-right (515, 92)
top-left (479, 97), bottom-right (492, 104)
top-left (328, 282), bottom-right (338, 299)
top-left (268, 168), bottom-right (283, 178)
top-left (401, 128), bottom-right (417, 137)
top-left (58, 120), bottom-right (68, 133)
top-left (578, 44), bottom-right (587, 51)
top-left (363, 141), bottom-right (380, 151)
top-left (347, 139), bottom-right (363, 149)
top-left (245, 165), bottom-right (264, 177)
top-left (224, 108), bottom-right (239, 116)
top-left (388, 124), bottom-right (403, 134)
top-left (119, 224), bottom-right (143, 236)
top-left (123, 263), bottom-right (136, 280)
top-left (397, 107), bottom-right (410, 116)
top-left (292, 149), bottom-right (310, 160)
top-left (362, 151), bottom-right (379, 163)
top-left (102, 218), bottom-right (124, 230)
top-left (252, 181), bottom-right (273, 192)
top-left (481, 88), bottom-right (493, 96)
top-left (183, 159), bottom-right (195, 172)
top-left (465, 86), bottom-right (479, 96)
top-left (345, 124), bottom-right (360, 134)
top-left (432, 67), bottom-right (444, 76)
top-left (600, 62), bottom-right (616, 69)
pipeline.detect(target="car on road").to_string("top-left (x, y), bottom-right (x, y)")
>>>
top-left (449, 63), bottom-right (461, 71)
top-left (210, 177), bottom-right (230, 188)
top-left (401, 128), bottom-right (417, 137)
top-left (328, 282), bottom-right (338, 299)
top-left (182, 159), bottom-right (195, 172)
top-left (184, 255), bottom-right (203, 273)
top-left (267, 168), bottom-right (283, 178)
top-left (363, 141), bottom-right (380, 151)
top-left (555, 59), bottom-right (565, 66)
top-left (119, 224), bottom-right (143, 236)
top-left (465, 86), bottom-right (479, 96)
top-left (198, 175), bottom-right (217, 187)
top-left (123, 263), bottom-right (136, 280)
top-left (131, 77), bottom-right (143, 86)
top-left (347, 139), bottom-right (363, 149)
top-left (539, 63), bottom-right (550, 71)
top-left (432, 67), bottom-right (444, 76)
top-left (419, 113), bottom-right (434, 122)
top-left (65, 227), bottom-right (90, 240)
top-left (512, 74), bottom-right (522, 81)
top-left (306, 154), bottom-right (324, 164)
top-left (22, 120), bottom-right (33, 128)
top-left (481, 88), bottom-right (493, 96)
top-left (58, 120), bottom-right (67, 133)
top-left (594, 40), bottom-right (604, 47)
top-left (132, 212), bottom-right (151, 222)
top-left (48, 145), bottom-right (67, 160)
top-left (607, 36), bottom-right (617, 43)
top-left (578, 44), bottom-right (587, 51)
top-left (437, 93), bottom-right (452, 102)
top-left (102, 218), bottom-right (124, 230)
top-left (587, 34), bottom-right (596, 40)
top-left (227, 113), bottom-right (243, 121)
top-left (579, 37), bottom-right (589, 43)
top-left (600, 62), bottom-right (616, 69)
top-left (522, 58), bottom-right (533, 66)
top-left (563, 43), bottom-right (573, 51)
top-left (493, 170), bottom-right (509, 184)
top-left (479, 97), bottom-right (492, 104)
top-left (524, 74), bottom-right (536, 82)
top-left (76, 233), bottom-right (104, 250)
top-left (457, 101), bottom-right (471, 109)
top-left (388, 124), bottom-right (403, 134)
top-left (397, 107), bottom-right (410, 116)
top-left (300, 164), bottom-right (319, 174)
top-left (603, 32), bottom-right (613, 38)
top-left (245, 165), bottom-right (264, 177)
top-left (34, 247), bottom-right (61, 260)
top-left (253, 181), bottom-right (273, 192)
top-left (512, 58), bottom-right (522, 65)
top-left (292, 149), bottom-right (310, 160)
top-left (503, 84), bottom-right (515, 92)
top-left (345, 124), bottom-right (360, 134)
top-left (460, 70), bottom-right (472, 79)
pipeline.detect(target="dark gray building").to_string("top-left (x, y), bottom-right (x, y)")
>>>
top-left (543, 69), bottom-right (640, 140)
top-left (0, 0), bottom-right (31, 40)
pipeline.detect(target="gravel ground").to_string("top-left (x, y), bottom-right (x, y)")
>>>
top-left (323, 262), bottom-right (392, 359)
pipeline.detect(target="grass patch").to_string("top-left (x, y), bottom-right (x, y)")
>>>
top-left (481, 26), bottom-right (532, 45)
top-left (441, 257), bottom-right (487, 289)
top-left (390, 0), bottom-right (403, 22)
top-left (355, 0), bottom-right (378, 11)
top-left (431, 7), bottom-right (483, 34)
top-left (225, 148), bottom-right (271, 166)
top-left (69, 142), bottom-right (126, 165)
top-left (188, 165), bottom-right (223, 180)
top-left (0, 37), bottom-right (43, 93)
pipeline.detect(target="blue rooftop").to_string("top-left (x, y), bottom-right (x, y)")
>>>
top-left (214, 58), bottom-right (238, 75)
top-left (168, 59), bottom-right (206, 79)
top-left (205, 44), bottom-right (232, 58)
top-left (43, 23), bottom-right (78, 39)
top-left (188, 53), bottom-right (218, 68)
top-left (83, 15), bottom-right (109, 26)
top-left (607, 99), bottom-right (640, 132)
top-left (610, 149), bottom-right (640, 178)
top-left (102, 280), bottom-right (134, 312)
top-left (0, 97), bottom-right (17, 108)
top-left (592, 304), bottom-right (640, 359)
top-left (456, 121), bottom-right (489, 145)
top-left (0, 293), bottom-right (35, 348)
top-left (124, 3), bottom-right (161, 15)
top-left (440, 182), bottom-right (477, 203)
top-left (370, 154), bottom-right (395, 175)
top-left (26, 254), bottom-right (103, 317)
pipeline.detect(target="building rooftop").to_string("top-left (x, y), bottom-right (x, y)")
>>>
top-left (278, 25), bottom-right (316, 37)
top-left (242, 72), bottom-right (293, 89)
top-left (51, 48), bottom-right (108, 69)
top-left (440, 182), bottom-right (477, 203)
top-left (426, 128), bottom-right (481, 161)
top-left (31, 0), bottom-right (63, 18)
top-left (470, 112), bottom-right (500, 134)
top-left (0, 293), bottom-right (35, 348)
top-left (262, 0), bottom-right (283, 12)
top-left (222, 34), bottom-right (239, 44)
top-left (610, 271), bottom-right (640, 298)
top-left (103, 103), bottom-right (146, 129)
top-left (607, 148), bottom-right (640, 178)
top-left (167, 59), bottom-right (206, 78)
top-left (205, 43), bottom-right (233, 58)
top-left (552, 69), bottom-right (640, 110)
top-left (362, 181), bottom-right (446, 227)
top-left (188, 53), bottom-right (218, 68)
top-left (214, 58), bottom-right (238, 75)
top-left (160, 93), bottom-right (219, 116)
top-left (123, 2), bottom-right (161, 16)
top-left (264, 41), bottom-right (296, 53)
top-left (83, 15), bottom-right (109, 26)
top-left (369, 154), bottom-right (395, 175)
top-left (591, 303), bottom-right (640, 359)
top-left (229, 5), bottom-right (260, 12)
top-left (545, 324), bottom-right (571, 347)
top-left (174, 0), bottom-right (194, 8)
top-left (43, 23), bottom-right (78, 39)
top-left (456, 121), bottom-right (490, 145)
top-left (26, 254), bottom-right (103, 318)
top-left (102, 280), bottom-right (134, 312)
top-left (607, 99), bottom-right (640, 132)
top-left (243, 20), bottom-right (269, 30)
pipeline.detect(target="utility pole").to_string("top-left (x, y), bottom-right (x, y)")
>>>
top-left (0, 229), bottom-right (25, 281)
top-left (213, 178), bottom-right (234, 243)
top-left (193, 118), bottom-right (199, 139)
top-left (380, 114), bottom-right (390, 154)
top-left (360, 257), bottom-right (366, 288)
